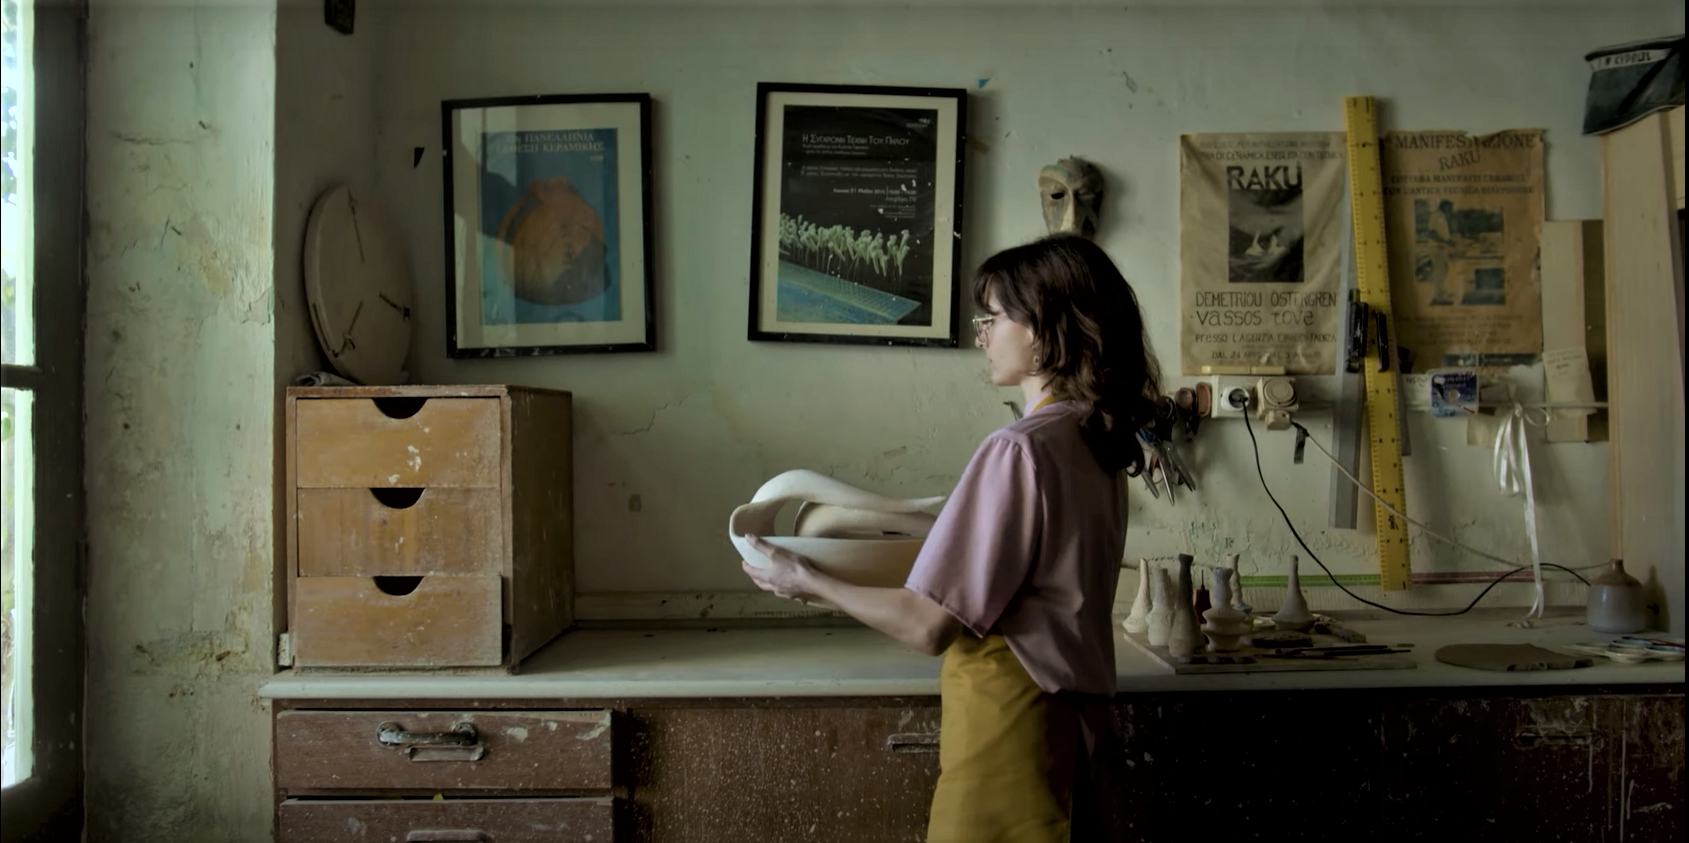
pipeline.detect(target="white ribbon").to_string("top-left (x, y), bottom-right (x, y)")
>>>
top-left (1493, 403), bottom-right (1551, 618)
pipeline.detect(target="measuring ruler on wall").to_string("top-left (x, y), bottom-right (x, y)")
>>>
top-left (1342, 96), bottom-right (1412, 592)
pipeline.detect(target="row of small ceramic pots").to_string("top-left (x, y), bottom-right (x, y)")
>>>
top-left (1123, 552), bottom-right (1316, 657)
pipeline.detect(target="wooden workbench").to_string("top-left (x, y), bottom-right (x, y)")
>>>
top-left (260, 610), bottom-right (1684, 842)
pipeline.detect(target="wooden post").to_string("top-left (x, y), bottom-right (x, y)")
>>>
top-left (1600, 107), bottom-right (1686, 634)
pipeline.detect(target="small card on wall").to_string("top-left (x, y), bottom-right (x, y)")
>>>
top-left (1430, 371), bottom-right (1479, 418)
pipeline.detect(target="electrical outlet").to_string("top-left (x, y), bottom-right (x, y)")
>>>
top-left (1206, 376), bottom-right (1255, 419)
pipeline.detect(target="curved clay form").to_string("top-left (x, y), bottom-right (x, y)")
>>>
top-left (793, 502), bottom-right (939, 539)
top-left (729, 469), bottom-right (946, 596)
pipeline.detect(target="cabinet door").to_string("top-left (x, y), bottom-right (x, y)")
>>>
top-left (1106, 696), bottom-right (1382, 840)
top-left (630, 704), bottom-right (941, 842)
top-left (1379, 695), bottom-right (1685, 842)
top-left (278, 798), bottom-right (615, 843)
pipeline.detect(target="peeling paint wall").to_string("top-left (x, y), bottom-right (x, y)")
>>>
top-left (360, 2), bottom-right (1680, 614)
top-left (85, 1), bottom-right (276, 840)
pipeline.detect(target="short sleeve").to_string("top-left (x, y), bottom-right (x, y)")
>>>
top-left (904, 435), bottom-right (1041, 636)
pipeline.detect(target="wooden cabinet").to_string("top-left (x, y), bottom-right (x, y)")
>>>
top-left (626, 703), bottom-right (941, 842)
top-left (273, 691), bottom-right (1683, 842)
top-left (283, 385), bottom-right (574, 670)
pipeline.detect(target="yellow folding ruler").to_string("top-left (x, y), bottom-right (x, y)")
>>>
top-left (1343, 96), bottom-right (1412, 591)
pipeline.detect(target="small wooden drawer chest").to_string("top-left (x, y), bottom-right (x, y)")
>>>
top-left (284, 384), bottom-right (573, 670)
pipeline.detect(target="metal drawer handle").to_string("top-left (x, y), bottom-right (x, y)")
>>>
top-left (886, 732), bottom-right (940, 753)
top-left (407, 831), bottom-right (489, 842)
top-left (377, 721), bottom-right (480, 748)
top-left (377, 721), bottom-right (487, 761)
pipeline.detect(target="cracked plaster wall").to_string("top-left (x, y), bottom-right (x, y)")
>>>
top-left (85, 1), bottom-right (276, 840)
top-left (366, 2), bottom-right (1681, 617)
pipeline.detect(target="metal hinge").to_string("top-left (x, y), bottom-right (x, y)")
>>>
top-left (277, 632), bottom-right (294, 667)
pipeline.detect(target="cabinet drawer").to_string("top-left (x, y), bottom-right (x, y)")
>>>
top-left (276, 710), bottom-right (615, 792)
top-left (296, 397), bottom-right (501, 489)
top-left (278, 798), bottom-right (616, 843)
top-left (297, 487), bottom-right (503, 577)
top-left (293, 576), bottom-right (502, 667)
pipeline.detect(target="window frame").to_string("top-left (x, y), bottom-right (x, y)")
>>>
top-left (0, 1), bottom-right (85, 839)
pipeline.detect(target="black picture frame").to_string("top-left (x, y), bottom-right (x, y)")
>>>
top-left (442, 93), bottom-right (657, 357)
top-left (748, 83), bottom-right (967, 347)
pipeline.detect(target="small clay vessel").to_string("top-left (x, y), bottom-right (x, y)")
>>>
top-left (1147, 567), bottom-right (1175, 646)
top-left (1227, 552), bottom-right (1253, 616)
top-left (1587, 558), bottom-right (1646, 634)
top-left (1168, 554), bottom-right (1206, 657)
top-left (1272, 554), bottom-right (1315, 633)
top-left (1202, 569), bottom-right (1251, 652)
top-left (1124, 560), bottom-right (1154, 634)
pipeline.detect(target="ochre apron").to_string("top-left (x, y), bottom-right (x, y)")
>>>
top-left (926, 634), bottom-right (1084, 843)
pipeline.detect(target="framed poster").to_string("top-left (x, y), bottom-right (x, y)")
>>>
top-left (748, 83), bottom-right (967, 346)
top-left (442, 93), bottom-right (655, 356)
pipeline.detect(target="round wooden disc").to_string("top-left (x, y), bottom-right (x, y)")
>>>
top-left (303, 185), bottom-right (413, 385)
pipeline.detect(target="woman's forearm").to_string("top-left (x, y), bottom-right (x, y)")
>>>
top-left (800, 570), bottom-right (961, 656)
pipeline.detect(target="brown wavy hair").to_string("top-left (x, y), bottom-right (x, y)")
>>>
top-left (974, 235), bottom-right (1163, 475)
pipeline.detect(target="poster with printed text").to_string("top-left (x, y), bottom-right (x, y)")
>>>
top-left (750, 85), bottom-right (965, 346)
top-left (1381, 130), bottom-right (1544, 369)
top-left (775, 105), bottom-right (938, 326)
top-left (444, 95), bottom-right (653, 356)
top-left (1179, 132), bottom-right (1348, 375)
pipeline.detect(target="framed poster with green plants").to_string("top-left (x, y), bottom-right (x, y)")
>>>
top-left (748, 83), bottom-right (967, 346)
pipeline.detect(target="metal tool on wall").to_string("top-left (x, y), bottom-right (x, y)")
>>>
top-left (1135, 395), bottom-right (1199, 503)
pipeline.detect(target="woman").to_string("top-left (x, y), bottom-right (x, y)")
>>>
top-left (741, 234), bottom-right (1162, 842)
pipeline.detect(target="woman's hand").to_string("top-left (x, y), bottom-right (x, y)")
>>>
top-left (740, 535), bottom-right (819, 603)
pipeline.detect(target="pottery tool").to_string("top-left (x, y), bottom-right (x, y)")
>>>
top-left (1343, 96), bottom-right (1412, 592)
top-left (1245, 631), bottom-right (1313, 650)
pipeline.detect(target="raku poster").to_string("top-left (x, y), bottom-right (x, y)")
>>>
top-left (750, 85), bottom-right (965, 346)
top-left (1179, 133), bottom-right (1348, 375)
top-left (1381, 130), bottom-right (1545, 368)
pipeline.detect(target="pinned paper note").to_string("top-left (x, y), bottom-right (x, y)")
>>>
top-left (1542, 347), bottom-right (1596, 417)
top-left (1402, 374), bottom-right (1433, 412)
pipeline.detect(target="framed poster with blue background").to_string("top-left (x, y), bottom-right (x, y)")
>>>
top-left (443, 93), bottom-right (655, 356)
top-left (749, 83), bottom-right (966, 347)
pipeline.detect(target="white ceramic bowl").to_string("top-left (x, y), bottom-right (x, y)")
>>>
top-left (729, 469), bottom-right (945, 598)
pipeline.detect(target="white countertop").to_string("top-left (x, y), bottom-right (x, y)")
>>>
top-left (259, 611), bottom-right (1684, 700)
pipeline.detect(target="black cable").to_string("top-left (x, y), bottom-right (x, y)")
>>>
top-left (1240, 408), bottom-right (1589, 618)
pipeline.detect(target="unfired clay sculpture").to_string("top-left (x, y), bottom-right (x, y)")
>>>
top-left (1202, 569), bottom-right (1251, 652)
top-left (729, 470), bottom-right (946, 607)
top-left (1146, 567), bottom-right (1175, 647)
top-left (1272, 554), bottom-right (1316, 632)
top-left (1226, 552), bottom-right (1253, 616)
top-left (1167, 554), bottom-right (1205, 657)
top-left (1123, 560), bottom-right (1154, 634)
top-left (1039, 157), bottom-right (1105, 239)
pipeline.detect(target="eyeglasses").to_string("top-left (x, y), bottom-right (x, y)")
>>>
top-left (971, 314), bottom-right (996, 342)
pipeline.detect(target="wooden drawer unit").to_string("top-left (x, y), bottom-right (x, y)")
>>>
top-left (278, 798), bottom-right (617, 843)
top-left (275, 707), bottom-right (620, 843)
top-left (285, 385), bottom-right (574, 670)
top-left (275, 710), bottom-right (615, 793)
